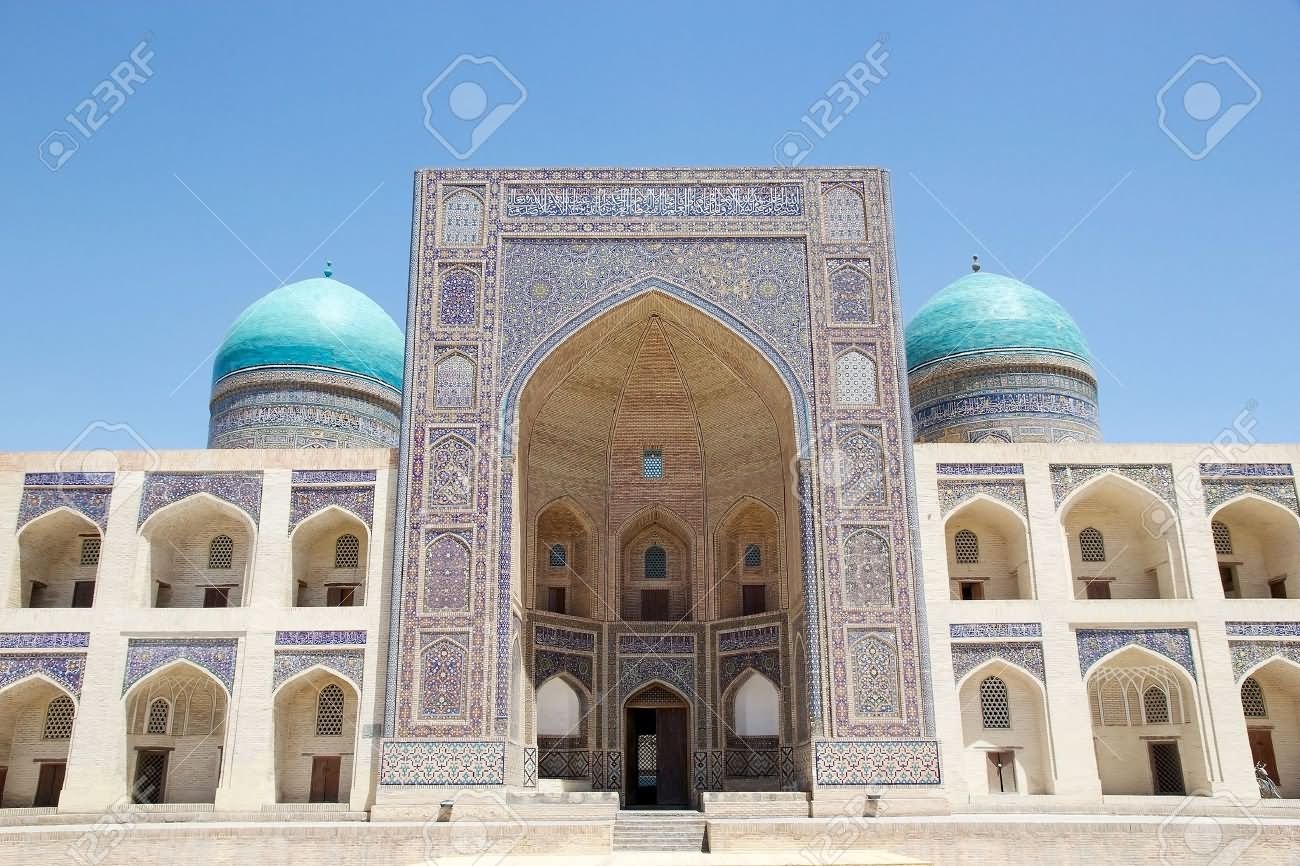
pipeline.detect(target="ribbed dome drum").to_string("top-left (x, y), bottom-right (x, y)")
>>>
top-left (904, 270), bottom-right (1100, 444)
top-left (208, 274), bottom-right (405, 449)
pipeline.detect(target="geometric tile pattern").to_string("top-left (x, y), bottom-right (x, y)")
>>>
top-left (273, 650), bottom-right (364, 691)
top-left (951, 642), bottom-right (1046, 685)
top-left (137, 472), bottom-right (264, 526)
top-left (1200, 463), bottom-right (1292, 477)
top-left (0, 633), bottom-right (91, 649)
top-left (719, 650), bottom-right (780, 695)
top-left (847, 629), bottom-right (899, 717)
top-left (275, 630), bottom-right (367, 646)
top-left (0, 654), bottom-right (87, 698)
top-left (122, 638), bottom-right (239, 694)
top-left (1226, 622), bottom-right (1300, 638)
top-left (1075, 628), bottom-right (1195, 679)
top-left (534, 650), bottom-right (593, 691)
top-left (1049, 464), bottom-right (1176, 507)
top-left (813, 739), bottom-right (942, 785)
top-left (1202, 479), bottom-right (1300, 517)
top-left (18, 482), bottom-right (114, 531)
top-left (949, 623), bottom-right (1042, 640)
top-left (1229, 640), bottom-right (1300, 682)
top-left (288, 485), bottom-right (375, 534)
top-left (938, 480), bottom-right (1028, 518)
top-left (378, 740), bottom-right (506, 785)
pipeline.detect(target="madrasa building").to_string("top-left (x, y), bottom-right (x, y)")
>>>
top-left (2, 167), bottom-right (1298, 858)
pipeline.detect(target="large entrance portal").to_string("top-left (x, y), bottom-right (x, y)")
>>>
top-left (625, 684), bottom-right (690, 808)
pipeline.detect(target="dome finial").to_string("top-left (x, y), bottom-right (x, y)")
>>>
top-left (971, 255), bottom-right (981, 273)
top-left (324, 260), bottom-right (334, 278)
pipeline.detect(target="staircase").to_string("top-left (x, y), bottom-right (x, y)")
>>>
top-left (613, 810), bottom-right (708, 852)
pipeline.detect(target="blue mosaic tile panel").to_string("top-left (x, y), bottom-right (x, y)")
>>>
top-left (534, 626), bottom-right (595, 652)
top-left (1076, 628), bottom-right (1195, 678)
top-left (438, 267), bottom-right (480, 327)
top-left (718, 625), bottom-right (780, 653)
top-left (123, 638), bottom-right (238, 694)
top-left (273, 650), bottom-right (364, 691)
top-left (534, 650), bottom-right (594, 691)
top-left (502, 183), bottom-right (803, 218)
top-left (1229, 640), bottom-right (1300, 682)
top-left (938, 480), bottom-right (1027, 518)
top-left (813, 740), bottom-right (942, 786)
top-left (379, 741), bottom-right (506, 785)
top-left (1226, 622), bottom-right (1300, 638)
top-left (618, 634), bottom-right (695, 655)
top-left (936, 464), bottom-right (1024, 477)
top-left (137, 472), bottom-right (263, 526)
top-left (288, 484), bottom-right (375, 534)
top-left (949, 623), bottom-right (1042, 640)
top-left (1200, 463), bottom-right (1292, 478)
top-left (1050, 464), bottom-right (1175, 507)
top-left (1202, 479), bottom-right (1300, 516)
top-left (23, 472), bottom-right (115, 486)
top-left (18, 487), bottom-right (113, 531)
top-left (0, 654), bottom-right (86, 698)
top-left (618, 656), bottom-right (694, 700)
top-left (275, 630), bottom-right (367, 646)
top-left (951, 642), bottom-right (1046, 685)
top-left (419, 635), bottom-right (469, 719)
top-left (291, 470), bottom-right (378, 484)
top-left (522, 746), bottom-right (538, 787)
top-left (719, 650), bottom-right (780, 694)
top-left (0, 633), bottom-right (90, 649)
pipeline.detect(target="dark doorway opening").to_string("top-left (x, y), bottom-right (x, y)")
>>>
top-left (1148, 741), bottom-right (1186, 795)
top-left (34, 762), bottom-right (65, 807)
top-left (624, 686), bottom-right (689, 808)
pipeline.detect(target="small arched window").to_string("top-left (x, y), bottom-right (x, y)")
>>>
top-left (1142, 686), bottom-right (1170, 724)
top-left (1212, 521), bottom-right (1234, 556)
top-left (548, 543), bottom-right (567, 568)
top-left (1079, 527), bottom-right (1106, 562)
top-left (316, 683), bottom-right (345, 736)
top-left (43, 695), bottom-right (75, 740)
top-left (979, 676), bottom-right (1011, 729)
top-left (1241, 677), bottom-right (1267, 718)
top-left (954, 529), bottom-right (979, 564)
top-left (208, 535), bottom-right (234, 569)
top-left (644, 545), bottom-right (667, 579)
top-left (146, 698), bottom-right (171, 734)
top-left (334, 533), bottom-right (360, 569)
top-left (743, 543), bottom-right (762, 569)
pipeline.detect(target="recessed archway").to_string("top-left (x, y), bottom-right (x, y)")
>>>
top-left (1237, 658), bottom-right (1300, 797)
top-left (140, 494), bottom-right (256, 608)
top-left (944, 497), bottom-right (1033, 601)
top-left (290, 507), bottom-right (369, 607)
top-left (956, 661), bottom-right (1053, 795)
top-left (124, 661), bottom-right (229, 804)
top-left (17, 509), bottom-right (102, 608)
top-left (272, 668), bottom-right (358, 804)
top-left (1210, 496), bottom-right (1300, 599)
top-left (623, 681), bottom-right (691, 808)
top-left (0, 676), bottom-right (78, 807)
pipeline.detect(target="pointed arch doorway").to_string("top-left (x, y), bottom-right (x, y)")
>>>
top-left (624, 683), bottom-right (690, 808)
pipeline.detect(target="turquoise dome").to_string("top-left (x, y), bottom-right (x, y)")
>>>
top-left (213, 277), bottom-right (404, 390)
top-left (905, 272), bottom-right (1090, 372)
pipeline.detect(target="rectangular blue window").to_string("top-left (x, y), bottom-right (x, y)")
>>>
top-left (642, 449), bottom-right (663, 479)
top-left (548, 544), bottom-right (567, 568)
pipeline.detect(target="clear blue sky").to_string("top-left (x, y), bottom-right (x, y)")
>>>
top-left (2, 2), bottom-right (1297, 452)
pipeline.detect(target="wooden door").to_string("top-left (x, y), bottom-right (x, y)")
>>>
top-left (309, 755), bottom-right (341, 803)
top-left (1248, 728), bottom-right (1279, 787)
top-left (655, 708), bottom-right (689, 807)
top-left (0, 766), bottom-right (7, 804)
top-left (641, 589), bottom-right (670, 621)
top-left (742, 584), bottom-right (767, 615)
top-left (34, 762), bottom-right (66, 807)
top-left (72, 581), bottom-right (95, 608)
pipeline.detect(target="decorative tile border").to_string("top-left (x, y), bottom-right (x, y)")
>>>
top-left (1202, 479), bottom-right (1300, 517)
top-left (534, 650), bottom-right (593, 691)
top-left (0, 633), bottom-right (90, 649)
top-left (137, 472), bottom-right (263, 526)
top-left (288, 484), bottom-right (375, 534)
top-left (273, 650), bottom-right (364, 691)
top-left (291, 469), bottom-right (378, 484)
top-left (0, 654), bottom-right (86, 698)
top-left (275, 630), bottom-right (367, 646)
top-left (949, 623), bottom-right (1042, 640)
top-left (936, 463), bottom-right (1024, 476)
top-left (1226, 622), bottom-right (1300, 638)
top-left (502, 182), bottom-right (804, 219)
top-left (1050, 464), bottom-right (1175, 507)
top-left (719, 649), bottom-right (781, 694)
top-left (1200, 464), bottom-right (1292, 478)
top-left (1229, 640), bottom-right (1300, 682)
top-left (123, 638), bottom-right (238, 694)
top-left (718, 625), bottom-right (780, 653)
top-left (23, 472), bottom-right (116, 486)
top-left (951, 642), bottom-right (1046, 685)
top-left (938, 480), bottom-right (1027, 518)
top-left (379, 740), bottom-right (506, 785)
top-left (618, 633), bottom-right (695, 655)
top-left (18, 486), bottom-right (113, 531)
top-left (534, 625), bottom-right (595, 653)
top-left (1076, 628), bottom-right (1195, 678)
top-left (522, 746), bottom-right (538, 787)
top-left (813, 739), bottom-right (942, 785)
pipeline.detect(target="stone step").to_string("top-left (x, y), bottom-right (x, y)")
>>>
top-left (612, 811), bottom-right (707, 851)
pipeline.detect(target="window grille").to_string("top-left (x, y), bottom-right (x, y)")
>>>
top-left (316, 684), bottom-right (345, 736)
top-left (836, 351), bottom-right (877, 404)
top-left (208, 535), bottom-right (234, 569)
top-left (1212, 521), bottom-right (1233, 555)
top-left (146, 698), bottom-right (170, 734)
top-left (334, 534), bottom-right (360, 569)
top-left (548, 544), bottom-right (567, 568)
top-left (43, 695), bottom-right (75, 739)
top-left (979, 676), bottom-right (1011, 729)
top-left (1241, 677), bottom-right (1267, 718)
top-left (1079, 527), bottom-right (1105, 562)
top-left (1143, 686), bottom-right (1171, 724)
top-left (644, 545), bottom-right (667, 578)
top-left (743, 543), bottom-right (762, 569)
top-left (642, 449), bottom-right (663, 479)
top-left (954, 529), bottom-right (979, 564)
top-left (79, 536), bottom-right (101, 567)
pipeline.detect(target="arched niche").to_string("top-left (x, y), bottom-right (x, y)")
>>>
top-left (945, 497), bottom-right (1034, 601)
top-left (17, 508), bottom-right (101, 608)
top-left (1210, 496), bottom-right (1300, 599)
top-left (272, 668), bottom-right (358, 803)
top-left (139, 494), bottom-right (256, 608)
top-left (533, 498), bottom-right (596, 618)
top-left (1237, 658), bottom-right (1300, 797)
top-left (618, 506), bottom-right (694, 622)
top-left (535, 674), bottom-right (591, 781)
top-left (124, 661), bottom-right (229, 803)
top-left (0, 676), bottom-right (78, 807)
top-left (291, 507), bottom-right (369, 607)
top-left (956, 662), bottom-right (1053, 795)
top-left (715, 497), bottom-right (783, 619)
